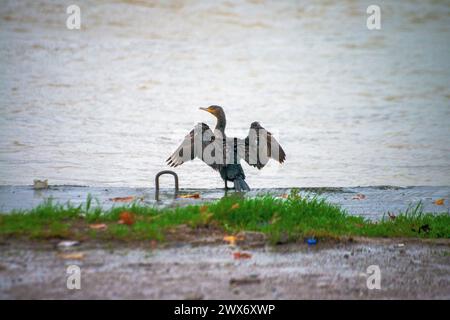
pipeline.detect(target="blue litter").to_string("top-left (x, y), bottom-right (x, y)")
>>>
top-left (307, 238), bottom-right (317, 245)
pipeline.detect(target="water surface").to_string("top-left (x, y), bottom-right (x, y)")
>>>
top-left (1, 0), bottom-right (449, 188)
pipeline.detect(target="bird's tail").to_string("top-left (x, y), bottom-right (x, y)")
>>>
top-left (234, 178), bottom-right (250, 192)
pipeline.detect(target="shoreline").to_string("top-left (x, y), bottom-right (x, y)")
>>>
top-left (1, 185), bottom-right (449, 219)
top-left (1, 192), bottom-right (448, 242)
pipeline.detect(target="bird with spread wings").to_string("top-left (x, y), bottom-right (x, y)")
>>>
top-left (167, 105), bottom-right (286, 191)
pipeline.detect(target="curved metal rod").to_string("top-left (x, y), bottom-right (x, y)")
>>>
top-left (155, 170), bottom-right (179, 201)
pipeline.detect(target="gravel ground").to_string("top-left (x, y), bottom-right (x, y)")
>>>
top-left (0, 239), bottom-right (449, 299)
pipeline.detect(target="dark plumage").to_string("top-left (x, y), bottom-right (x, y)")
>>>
top-left (166, 105), bottom-right (286, 191)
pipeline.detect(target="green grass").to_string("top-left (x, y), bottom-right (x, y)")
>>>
top-left (0, 189), bottom-right (448, 243)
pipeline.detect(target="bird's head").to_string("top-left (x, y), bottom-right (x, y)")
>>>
top-left (199, 105), bottom-right (224, 118)
top-left (250, 121), bottom-right (262, 129)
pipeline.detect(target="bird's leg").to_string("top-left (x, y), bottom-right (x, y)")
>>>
top-left (225, 180), bottom-right (228, 190)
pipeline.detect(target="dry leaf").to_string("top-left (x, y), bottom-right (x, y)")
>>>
top-left (223, 235), bottom-right (237, 246)
top-left (434, 199), bottom-right (445, 206)
top-left (89, 223), bottom-right (107, 230)
top-left (118, 211), bottom-right (135, 225)
top-left (110, 196), bottom-right (135, 202)
top-left (233, 252), bottom-right (252, 260)
top-left (58, 252), bottom-right (84, 260)
top-left (280, 194), bottom-right (289, 199)
top-left (352, 194), bottom-right (366, 200)
top-left (231, 203), bottom-right (240, 210)
top-left (223, 234), bottom-right (245, 246)
top-left (179, 193), bottom-right (200, 199)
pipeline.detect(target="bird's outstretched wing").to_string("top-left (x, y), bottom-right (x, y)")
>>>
top-left (166, 123), bottom-right (222, 171)
top-left (243, 121), bottom-right (286, 169)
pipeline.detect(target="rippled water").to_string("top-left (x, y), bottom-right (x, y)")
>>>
top-left (0, 0), bottom-right (449, 188)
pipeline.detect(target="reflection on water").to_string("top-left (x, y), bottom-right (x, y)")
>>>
top-left (0, 0), bottom-right (449, 188)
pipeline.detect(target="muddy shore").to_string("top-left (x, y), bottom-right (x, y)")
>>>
top-left (1, 238), bottom-right (449, 299)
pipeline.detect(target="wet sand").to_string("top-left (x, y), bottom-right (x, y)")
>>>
top-left (0, 239), bottom-right (449, 299)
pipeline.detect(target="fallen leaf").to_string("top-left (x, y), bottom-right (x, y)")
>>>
top-left (231, 203), bottom-right (240, 210)
top-left (223, 234), bottom-right (245, 246)
top-left (89, 223), bottom-right (107, 230)
top-left (434, 199), bottom-right (445, 206)
top-left (233, 252), bottom-right (252, 260)
top-left (279, 194), bottom-right (289, 199)
top-left (352, 193), bottom-right (366, 200)
top-left (118, 211), bottom-right (135, 225)
top-left (223, 235), bottom-right (238, 246)
top-left (58, 252), bottom-right (84, 260)
top-left (179, 193), bottom-right (200, 199)
top-left (110, 196), bottom-right (135, 202)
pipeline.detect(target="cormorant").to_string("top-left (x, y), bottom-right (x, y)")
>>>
top-left (166, 105), bottom-right (286, 191)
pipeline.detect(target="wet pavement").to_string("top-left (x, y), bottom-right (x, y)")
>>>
top-left (0, 185), bottom-right (449, 220)
top-left (0, 239), bottom-right (449, 299)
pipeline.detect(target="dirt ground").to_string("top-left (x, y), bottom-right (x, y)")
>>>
top-left (0, 237), bottom-right (449, 299)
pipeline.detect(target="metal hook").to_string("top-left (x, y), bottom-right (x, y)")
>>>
top-left (155, 170), bottom-right (179, 201)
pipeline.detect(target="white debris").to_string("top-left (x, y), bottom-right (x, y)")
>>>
top-left (57, 241), bottom-right (80, 248)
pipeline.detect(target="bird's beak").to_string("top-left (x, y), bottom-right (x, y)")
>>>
top-left (199, 107), bottom-right (210, 113)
